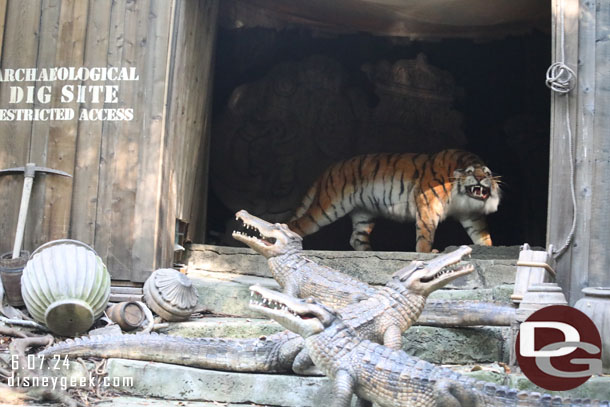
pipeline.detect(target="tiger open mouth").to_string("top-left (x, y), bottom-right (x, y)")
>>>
top-left (467, 185), bottom-right (490, 201)
top-left (232, 216), bottom-right (277, 246)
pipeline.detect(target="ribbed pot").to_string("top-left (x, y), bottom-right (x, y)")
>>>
top-left (574, 287), bottom-right (610, 374)
top-left (21, 240), bottom-right (110, 336)
top-left (143, 268), bottom-right (198, 321)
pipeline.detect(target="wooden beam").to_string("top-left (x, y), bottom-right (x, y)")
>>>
top-left (70, 0), bottom-right (113, 245)
top-left (547, 0), bottom-right (610, 302)
top-left (34, 0), bottom-right (89, 247)
top-left (94, 0), bottom-right (127, 278)
top-left (187, 0), bottom-right (219, 243)
top-left (130, 0), bottom-right (175, 281)
top-left (0, 0), bottom-right (8, 62)
top-left (26, 0), bottom-right (62, 250)
top-left (587, 0), bottom-right (610, 288)
top-left (164, 0), bottom-right (219, 245)
top-left (0, 0), bottom-right (42, 254)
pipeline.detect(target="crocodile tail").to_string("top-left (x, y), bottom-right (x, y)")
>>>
top-left (418, 300), bottom-right (516, 327)
top-left (39, 331), bottom-right (302, 373)
top-left (467, 377), bottom-right (610, 406)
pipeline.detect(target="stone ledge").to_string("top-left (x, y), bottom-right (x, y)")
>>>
top-left (403, 326), bottom-right (510, 364)
top-left (104, 359), bottom-right (610, 406)
top-left (158, 317), bottom-right (510, 364)
top-left (189, 270), bottom-right (514, 318)
top-left (159, 317), bottom-right (283, 338)
top-left (185, 244), bottom-right (518, 288)
top-left (96, 397), bottom-right (278, 407)
top-left (106, 359), bottom-right (332, 406)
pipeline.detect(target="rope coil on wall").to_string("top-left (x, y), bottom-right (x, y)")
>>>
top-left (547, 0), bottom-right (577, 261)
top-left (546, 62), bottom-right (576, 94)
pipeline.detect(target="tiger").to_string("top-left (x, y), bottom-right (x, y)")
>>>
top-left (288, 149), bottom-right (501, 252)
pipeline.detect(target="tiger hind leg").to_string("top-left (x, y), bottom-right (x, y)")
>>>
top-left (349, 210), bottom-right (375, 251)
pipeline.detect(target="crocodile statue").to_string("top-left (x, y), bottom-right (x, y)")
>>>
top-left (232, 209), bottom-right (377, 308)
top-left (250, 285), bottom-right (610, 407)
top-left (39, 245), bottom-right (474, 374)
top-left (39, 331), bottom-right (303, 373)
top-left (232, 209), bottom-right (515, 327)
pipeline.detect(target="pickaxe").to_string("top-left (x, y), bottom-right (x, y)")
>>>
top-left (0, 163), bottom-right (72, 259)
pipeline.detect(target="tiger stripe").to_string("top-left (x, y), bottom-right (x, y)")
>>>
top-left (288, 149), bottom-right (500, 252)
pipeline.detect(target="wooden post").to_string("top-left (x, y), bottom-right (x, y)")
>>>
top-left (165, 0), bottom-right (219, 244)
top-left (547, 0), bottom-right (610, 303)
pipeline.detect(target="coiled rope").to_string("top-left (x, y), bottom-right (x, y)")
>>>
top-left (546, 0), bottom-right (577, 260)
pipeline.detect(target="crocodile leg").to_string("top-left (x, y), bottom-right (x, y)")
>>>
top-left (435, 381), bottom-right (485, 407)
top-left (333, 369), bottom-right (357, 407)
top-left (382, 325), bottom-right (403, 350)
top-left (292, 348), bottom-right (321, 375)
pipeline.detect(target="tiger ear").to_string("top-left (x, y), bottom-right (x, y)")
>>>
top-left (453, 169), bottom-right (464, 178)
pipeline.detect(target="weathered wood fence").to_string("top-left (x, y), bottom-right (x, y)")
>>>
top-left (0, 0), bottom-right (218, 282)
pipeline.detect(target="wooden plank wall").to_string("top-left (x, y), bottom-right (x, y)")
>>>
top-left (0, 0), bottom-right (218, 282)
top-left (588, 1), bottom-right (610, 290)
top-left (165, 0), bottom-right (219, 245)
top-left (0, 0), bottom-right (40, 256)
top-left (547, 0), bottom-right (610, 302)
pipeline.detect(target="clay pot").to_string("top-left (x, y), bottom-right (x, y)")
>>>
top-left (574, 287), bottom-right (610, 373)
top-left (515, 283), bottom-right (567, 323)
top-left (21, 239), bottom-right (110, 336)
top-left (0, 251), bottom-right (28, 306)
top-left (107, 301), bottom-right (146, 331)
top-left (143, 268), bottom-right (198, 321)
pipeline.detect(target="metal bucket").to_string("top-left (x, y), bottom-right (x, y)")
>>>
top-left (0, 250), bottom-right (29, 306)
top-left (21, 239), bottom-right (110, 336)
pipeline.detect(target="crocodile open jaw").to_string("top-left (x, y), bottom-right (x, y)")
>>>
top-left (392, 245), bottom-right (475, 295)
top-left (232, 211), bottom-right (276, 247)
top-left (249, 285), bottom-right (329, 337)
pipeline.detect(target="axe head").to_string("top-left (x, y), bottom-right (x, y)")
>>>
top-left (0, 163), bottom-right (72, 178)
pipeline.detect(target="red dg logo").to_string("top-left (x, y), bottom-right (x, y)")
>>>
top-left (516, 305), bottom-right (602, 391)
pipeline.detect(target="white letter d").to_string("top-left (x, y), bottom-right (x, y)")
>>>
top-left (520, 321), bottom-right (579, 357)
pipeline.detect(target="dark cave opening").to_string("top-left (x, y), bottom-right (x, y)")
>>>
top-left (205, 26), bottom-right (551, 252)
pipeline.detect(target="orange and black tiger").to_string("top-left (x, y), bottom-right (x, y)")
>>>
top-left (288, 149), bottom-right (501, 252)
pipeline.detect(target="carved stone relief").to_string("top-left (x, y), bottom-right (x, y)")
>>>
top-left (211, 54), bottom-right (465, 222)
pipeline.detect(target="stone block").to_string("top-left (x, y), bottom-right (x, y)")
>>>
top-left (190, 270), bottom-right (279, 318)
top-left (186, 244), bottom-right (519, 289)
top-left (106, 359), bottom-right (333, 406)
top-left (402, 326), bottom-right (510, 364)
top-left (159, 317), bottom-right (283, 338)
top-left (101, 358), bottom-right (610, 405)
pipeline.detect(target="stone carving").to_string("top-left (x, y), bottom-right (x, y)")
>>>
top-left (211, 54), bottom-right (465, 222)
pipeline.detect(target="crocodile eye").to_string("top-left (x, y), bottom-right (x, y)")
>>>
top-left (305, 297), bottom-right (315, 304)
